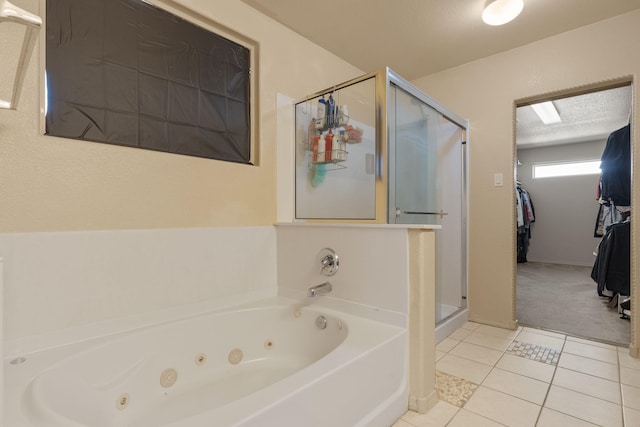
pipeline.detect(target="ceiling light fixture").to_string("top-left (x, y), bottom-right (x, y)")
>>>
top-left (482, 0), bottom-right (524, 26)
top-left (531, 101), bottom-right (562, 125)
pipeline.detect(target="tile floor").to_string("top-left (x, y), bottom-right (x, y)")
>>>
top-left (393, 322), bottom-right (640, 426)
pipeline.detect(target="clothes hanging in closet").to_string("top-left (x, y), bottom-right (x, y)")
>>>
top-left (591, 123), bottom-right (631, 320)
top-left (516, 185), bottom-right (535, 263)
top-left (591, 220), bottom-right (630, 297)
top-left (600, 123), bottom-right (631, 207)
top-left (594, 203), bottom-right (625, 238)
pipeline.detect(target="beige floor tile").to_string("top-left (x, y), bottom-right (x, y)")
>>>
top-left (463, 331), bottom-right (514, 351)
top-left (552, 367), bottom-right (621, 404)
top-left (621, 366), bottom-right (640, 388)
top-left (558, 352), bottom-right (619, 381)
top-left (495, 353), bottom-right (555, 383)
top-left (460, 321), bottom-right (481, 331)
top-left (436, 337), bottom-right (459, 353)
top-left (522, 326), bottom-right (566, 340)
top-left (414, 315), bottom-right (636, 427)
top-left (536, 408), bottom-right (599, 426)
top-left (447, 408), bottom-right (505, 427)
top-left (623, 406), bottom-right (640, 426)
top-left (482, 367), bottom-right (549, 405)
top-left (392, 418), bottom-right (413, 427)
top-left (566, 335), bottom-right (619, 350)
top-left (562, 340), bottom-right (619, 364)
top-left (464, 386), bottom-right (540, 427)
top-left (436, 354), bottom-right (492, 384)
top-left (400, 409), bottom-right (425, 425)
top-left (621, 384), bottom-right (640, 411)
top-left (401, 401), bottom-right (459, 426)
top-left (515, 330), bottom-right (565, 351)
top-left (450, 341), bottom-right (503, 366)
top-left (449, 327), bottom-right (473, 341)
top-left (544, 385), bottom-right (623, 426)
top-left (618, 349), bottom-right (640, 371)
top-left (475, 324), bottom-right (520, 339)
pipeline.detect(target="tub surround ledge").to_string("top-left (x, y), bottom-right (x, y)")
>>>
top-left (4, 288), bottom-right (277, 358)
top-left (278, 288), bottom-right (407, 328)
top-left (276, 222), bottom-right (442, 230)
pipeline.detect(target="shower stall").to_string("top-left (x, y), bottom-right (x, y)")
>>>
top-left (294, 68), bottom-right (468, 328)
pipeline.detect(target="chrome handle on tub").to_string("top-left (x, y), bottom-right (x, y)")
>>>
top-left (318, 248), bottom-right (339, 276)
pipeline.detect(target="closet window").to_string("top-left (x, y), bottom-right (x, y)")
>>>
top-left (45, 0), bottom-right (253, 164)
top-left (533, 160), bottom-right (601, 179)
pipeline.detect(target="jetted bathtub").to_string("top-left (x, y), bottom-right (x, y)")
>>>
top-left (5, 297), bottom-right (408, 426)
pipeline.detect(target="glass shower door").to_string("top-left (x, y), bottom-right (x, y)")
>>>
top-left (389, 83), bottom-right (467, 324)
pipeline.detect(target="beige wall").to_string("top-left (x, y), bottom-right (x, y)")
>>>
top-left (413, 11), bottom-right (639, 350)
top-left (0, 0), bottom-right (363, 233)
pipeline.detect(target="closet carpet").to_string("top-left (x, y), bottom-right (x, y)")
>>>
top-left (517, 262), bottom-right (630, 346)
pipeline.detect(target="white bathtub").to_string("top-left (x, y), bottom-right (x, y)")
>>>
top-left (5, 297), bottom-right (408, 427)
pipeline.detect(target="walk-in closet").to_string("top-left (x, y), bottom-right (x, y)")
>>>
top-left (515, 84), bottom-right (632, 346)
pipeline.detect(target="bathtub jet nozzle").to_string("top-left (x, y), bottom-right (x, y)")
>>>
top-left (307, 281), bottom-right (332, 297)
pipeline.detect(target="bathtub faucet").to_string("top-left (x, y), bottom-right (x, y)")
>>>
top-left (307, 281), bottom-right (332, 297)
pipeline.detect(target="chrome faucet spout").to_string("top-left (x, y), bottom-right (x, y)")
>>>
top-left (307, 281), bottom-right (332, 297)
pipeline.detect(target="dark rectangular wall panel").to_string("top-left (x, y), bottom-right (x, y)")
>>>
top-left (46, 0), bottom-right (251, 163)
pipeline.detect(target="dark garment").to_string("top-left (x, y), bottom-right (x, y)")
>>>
top-left (516, 186), bottom-right (535, 263)
top-left (600, 124), bottom-right (631, 206)
top-left (517, 227), bottom-right (530, 263)
top-left (591, 221), bottom-right (630, 296)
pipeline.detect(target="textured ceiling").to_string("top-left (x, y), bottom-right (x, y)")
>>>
top-left (516, 86), bottom-right (632, 148)
top-left (241, 0), bottom-right (639, 147)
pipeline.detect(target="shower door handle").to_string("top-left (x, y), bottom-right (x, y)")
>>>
top-left (396, 209), bottom-right (448, 218)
